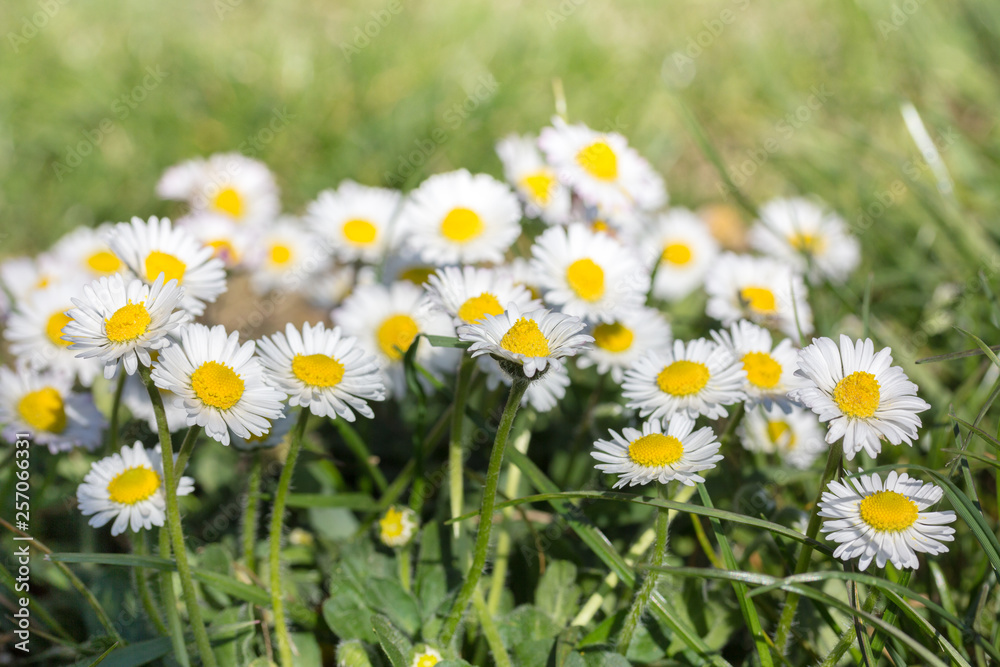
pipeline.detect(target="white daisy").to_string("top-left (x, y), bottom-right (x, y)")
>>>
top-left (818, 471), bottom-right (956, 571)
top-left (63, 274), bottom-right (188, 380)
top-left (107, 216), bottom-right (227, 317)
top-left (77, 441), bottom-right (195, 536)
top-left (50, 224), bottom-right (127, 280)
top-left (230, 409), bottom-right (293, 451)
top-left (156, 152), bottom-right (280, 227)
top-left (176, 213), bottom-right (249, 269)
top-left (399, 170), bottom-right (522, 266)
top-left (457, 302), bottom-right (592, 381)
top-left (592, 415), bottom-right (722, 488)
top-left (305, 180), bottom-right (402, 264)
top-left (256, 322), bottom-right (386, 420)
top-left (739, 404), bottom-right (827, 470)
top-left (495, 133), bottom-right (571, 225)
top-left (150, 323), bottom-right (287, 446)
top-left (710, 320), bottom-right (799, 412)
top-left (0, 253), bottom-right (81, 304)
top-left (3, 284), bottom-right (103, 386)
top-left (410, 646), bottom-right (442, 667)
top-left (538, 116), bottom-right (666, 216)
top-left (576, 306), bottom-right (672, 383)
top-left (121, 373), bottom-right (190, 434)
top-left (530, 223), bottom-right (650, 323)
top-left (244, 217), bottom-right (331, 295)
top-left (379, 505), bottom-right (419, 548)
top-left (0, 366), bottom-right (105, 453)
top-left (705, 252), bottom-right (813, 338)
top-left (423, 265), bottom-right (539, 328)
top-left (332, 281), bottom-right (457, 398)
top-left (638, 208), bottom-right (720, 302)
top-left (750, 197), bottom-right (860, 283)
top-left (788, 336), bottom-right (930, 461)
top-left (622, 338), bottom-right (746, 421)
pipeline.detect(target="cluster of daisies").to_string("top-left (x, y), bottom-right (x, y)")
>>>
top-left (0, 116), bottom-right (954, 574)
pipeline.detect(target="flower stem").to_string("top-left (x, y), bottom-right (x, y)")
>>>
top-left (439, 378), bottom-right (529, 647)
top-left (172, 425), bottom-right (202, 491)
top-left (242, 451), bottom-right (264, 574)
top-left (108, 371), bottom-right (126, 453)
top-left (134, 531), bottom-right (168, 636)
top-left (773, 439), bottom-right (843, 654)
top-left (158, 527), bottom-right (190, 667)
top-left (139, 365), bottom-right (217, 667)
top-left (269, 408), bottom-right (310, 667)
top-left (617, 486), bottom-right (670, 655)
top-left (398, 548), bottom-right (412, 593)
top-left (449, 355), bottom-right (475, 539)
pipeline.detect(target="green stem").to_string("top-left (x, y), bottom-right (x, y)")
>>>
top-left (269, 408), bottom-right (310, 667)
top-left (773, 440), bottom-right (843, 654)
top-left (158, 527), bottom-right (190, 667)
top-left (242, 451), bottom-right (264, 574)
top-left (473, 586), bottom-right (513, 667)
top-left (439, 378), bottom-right (529, 647)
top-left (868, 567), bottom-right (910, 657)
top-left (449, 355), bottom-right (475, 539)
top-left (139, 366), bottom-right (217, 667)
top-left (172, 425), bottom-right (202, 490)
top-left (617, 486), bottom-right (670, 655)
top-left (108, 371), bottom-right (126, 453)
top-left (399, 548), bottom-right (412, 593)
top-left (134, 532), bottom-right (168, 636)
top-left (334, 419), bottom-right (388, 492)
top-left (818, 587), bottom-right (883, 667)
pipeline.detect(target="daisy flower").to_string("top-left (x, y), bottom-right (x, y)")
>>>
top-left (788, 335), bottom-right (930, 460)
top-left (710, 320), bottom-right (799, 412)
top-left (244, 217), bottom-right (330, 295)
top-left (379, 505), bottom-right (419, 547)
top-left (63, 274), bottom-right (188, 380)
top-left (411, 646), bottom-right (442, 667)
top-left (423, 266), bottom-right (539, 327)
top-left (457, 303), bottom-right (592, 381)
top-left (622, 338), bottom-right (746, 420)
top-left (256, 322), bottom-right (386, 420)
top-left (577, 306), bottom-right (673, 383)
top-left (332, 281), bottom-right (457, 398)
top-left (0, 254), bottom-right (80, 304)
top-left (0, 366), bottom-right (105, 453)
top-left (739, 404), bottom-right (827, 470)
top-left (818, 471), bottom-right (956, 571)
top-left (76, 441), bottom-right (195, 536)
top-left (592, 415), bottom-right (722, 488)
top-left (176, 213), bottom-right (249, 269)
top-left (3, 284), bottom-right (103, 386)
top-left (121, 374), bottom-right (190, 434)
top-left (305, 180), bottom-right (402, 264)
top-left (107, 216), bottom-right (227, 316)
top-left (750, 197), bottom-right (860, 283)
top-left (639, 208), bottom-right (720, 302)
top-left (495, 133), bottom-right (571, 225)
top-left (538, 116), bottom-right (666, 215)
top-left (399, 170), bottom-right (522, 266)
top-left (705, 252), bottom-right (813, 338)
top-left (150, 323), bottom-right (287, 446)
top-left (50, 224), bottom-right (127, 279)
top-left (156, 152), bottom-right (280, 227)
top-left (531, 223), bottom-right (649, 323)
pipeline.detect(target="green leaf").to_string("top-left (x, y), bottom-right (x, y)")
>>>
top-left (372, 614), bottom-right (413, 667)
top-left (948, 415), bottom-right (1000, 453)
top-left (424, 334), bottom-right (471, 349)
top-left (323, 589), bottom-right (377, 643)
top-left (364, 577), bottom-right (422, 636)
top-left (535, 560), bottom-right (581, 628)
top-left (499, 604), bottom-right (562, 643)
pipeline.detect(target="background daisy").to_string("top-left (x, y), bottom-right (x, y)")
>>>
top-left (639, 208), bottom-right (720, 302)
top-left (423, 265), bottom-right (539, 328)
top-left (711, 319), bottom-right (799, 412)
top-left (244, 217), bottom-right (330, 295)
top-left (577, 305), bottom-right (673, 383)
top-left (739, 404), bottom-right (827, 470)
top-left (306, 180), bottom-right (402, 264)
top-left (0, 366), bottom-right (105, 453)
top-left (495, 133), bottom-right (571, 225)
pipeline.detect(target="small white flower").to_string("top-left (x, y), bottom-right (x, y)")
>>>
top-left (819, 471), bottom-right (956, 571)
top-left (63, 274), bottom-right (188, 380)
top-left (496, 133), bottom-right (571, 225)
top-left (423, 265), bottom-right (539, 327)
top-left (739, 404), bottom-right (827, 470)
top-left (77, 441), bottom-right (195, 536)
top-left (410, 646), bottom-right (442, 667)
top-left (176, 213), bottom-right (249, 269)
top-left (592, 415), bottom-right (722, 488)
top-left (577, 306), bottom-right (672, 383)
top-left (244, 217), bottom-right (330, 295)
top-left (638, 208), bottom-right (720, 302)
top-left (150, 323), bottom-right (287, 446)
top-left (50, 224), bottom-right (127, 279)
top-left (379, 505), bottom-right (419, 548)
top-left (622, 338), bottom-right (746, 421)
top-left (789, 335), bottom-right (930, 460)
top-left (256, 322), bottom-right (386, 420)
top-left (306, 180), bottom-right (403, 264)
top-left (711, 320), bottom-right (799, 413)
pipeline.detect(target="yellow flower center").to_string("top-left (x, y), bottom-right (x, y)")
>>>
top-left (106, 466), bottom-right (161, 505)
top-left (656, 360), bottom-right (710, 396)
top-left (592, 321), bottom-right (634, 353)
top-left (661, 242), bottom-right (693, 266)
top-left (628, 433), bottom-right (684, 467)
top-left (269, 243), bottom-right (293, 266)
top-left (342, 219), bottom-right (378, 245)
top-left (377, 314), bottom-right (420, 361)
top-left (500, 317), bottom-right (550, 357)
top-left (379, 507), bottom-right (406, 539)
top-left (213, 186), bottom-right (244, 218)
top-left (105, 302), bottom-right (151, 343)
top-left (742, 351), bottom-right (782, 389)
top-left (833, 371), bottom-right (881, 419)
top-left (46, 311), bottom-right (73, 347)
top-left (440, 207), bottom-right (484, 243)
top-left (399, 266), bottom-right (434, 286)
top-left (591, 220), bottom-right (610, 234)
top-left (859, 490), bottom-right (918, 532)
top-left (457, 292), bottom-right (504, 324)
top-left (788, 232), bottom-right (823, 253)
top-left (739, 286), bottom-right (776, 314)
top-left (207, 239), bottom-right (238, 262)
top-left (145, 251), bottom-right (187, 285)
top-left (566, 258), bottom-right (605, 302)
top-left (85, 250), bottom-right (122, 274)
top-left (520, 170), bottom-right (555, 204)
top-left (766, 420), bottom-right (796, 449)
top-left (291, 353), bottom-right (346, 388)
top-left (191, 361), bottom-right (245, 410)
top-left (415, 654), bottom-right (440, 667)
top-left (17, 388), bottom-right (67, 433)
top-left (576, 140), bottom-right (618, 181)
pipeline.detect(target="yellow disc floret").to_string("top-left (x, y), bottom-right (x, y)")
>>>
top-left (593, 322), bottom-right (634, 353)
top-left (628, 433), bottom-right (684, 467)
top-left (500, 317), bottom-right (550, 357)
top-left (833, 371), bottom-right (880, 419)
top-left (377, 314), bottom-right (420, 361)
top-left (859, 490), bottom-right (918, 532)
top-left (17, 388), bottom-right (67, 433)
top-left (145, 251), bottom-right (186, 285)
top-left (191, 361), bottom-right (245, 410)
top-left (291, 353), bottom-right (346, 388)
top-left (656, 360), bottom-right (710, 396)
top-left (576, 140), bottom-right (618, 181)
top-left (46, 311), bottom-right (73, 347)
top-left (739, 286), bottom-right (776, 314)
top-left (566, 258), bottom-right (605, 302)
top-left (440, 207), bottom-right (484, 242)
top-left (343, 219), bottom-right (378, 245)
top-left (107, 467), bottom-right (161, 505)
top-left (105, 302), bottom-right (151, 343)
top-left (742, 352), bottom-right (782, 389)
top-left (458, 292), bottom-right (504, 324)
